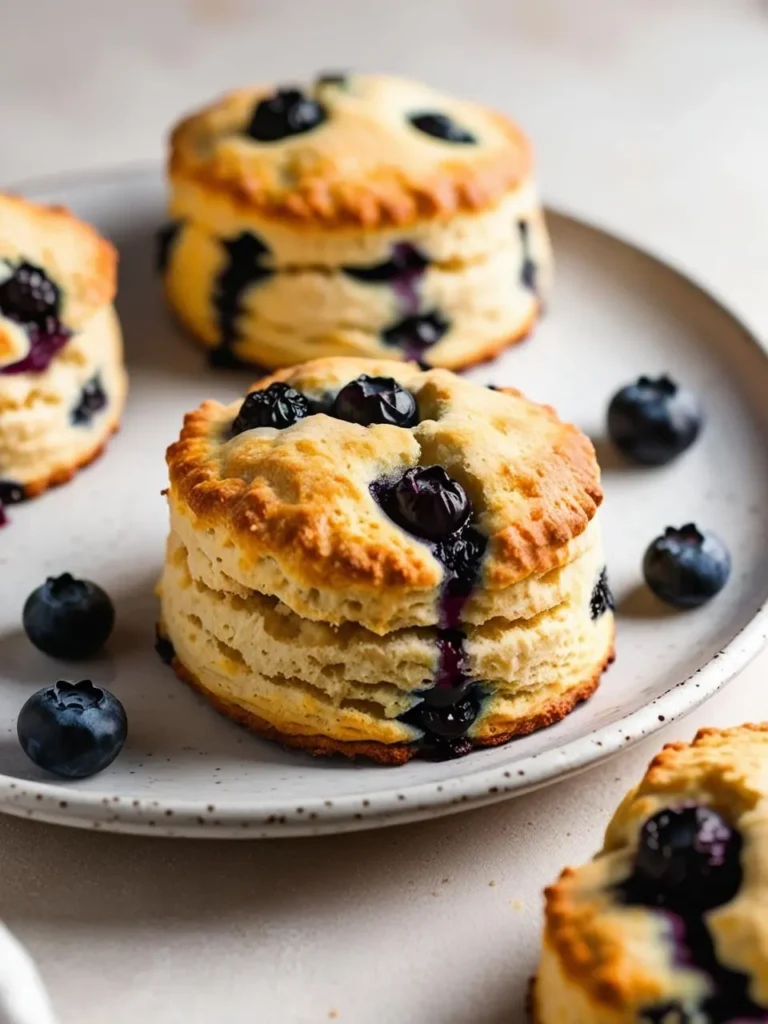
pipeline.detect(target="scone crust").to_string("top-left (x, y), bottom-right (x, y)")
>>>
top-left (537, 724), bottom-right (768, 1020)
top-left (166, 357), bottom-right (602, 619)
top-left (169, 74), bottom-right (532, 229)
top-left (165, 638), bottom-right (613, 766)
top-left (0, 192), bottom-right (117, 330)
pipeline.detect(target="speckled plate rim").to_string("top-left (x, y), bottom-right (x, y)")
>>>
top-left (0, 164), bottom-right (766, 839)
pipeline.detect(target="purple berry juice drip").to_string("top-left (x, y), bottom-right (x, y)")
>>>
top-left (210, 232), bottom-right (273, 364)
top-left (343, 243), bottom-right (429, 317)
top-left (0, 262), bottom-right (71, 376)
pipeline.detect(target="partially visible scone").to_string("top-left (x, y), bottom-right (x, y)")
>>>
top-left (0, 194), bottom-right (126, 522)
top-left (533, 725), bottom-right (768, 1022)
top-left (158, 356), bottom-right (612, 763)
top-left (160, 74), bottom-right (552, 370)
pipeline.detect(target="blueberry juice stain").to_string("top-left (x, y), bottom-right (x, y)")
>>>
top-left (210, 232), bottom-right (273, 365)
top-left (414, 530), bottom-right (487, 760)
top-left (518, 220), bottom-right (538, 296)
top-left (343, 243), bottom-right (429, 317)
top-left (372, 467), bottom-right (486, 759)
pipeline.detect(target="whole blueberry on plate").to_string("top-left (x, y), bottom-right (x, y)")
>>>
top-left (331, 375), bottom-right (418, 428)
top-left (607, 375), bottom-right (702, 465)
top-left (643, 525), bottom-right (730, 608)
top-left (381, 466), bottom-right (470, 540)
top-left (231, 382), bottom-right (312, 434)
top-left (23, 573), bottom-right (115, 659)
top-left (629, 804), bottom-right (742, 913)
top-left (17, 680), bottom-right (127, 779)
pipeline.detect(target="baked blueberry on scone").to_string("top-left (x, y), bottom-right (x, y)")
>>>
top-left (0, 194), bottom-right (125, 524)
top-left (533, 725), bottom-right (768, 1022)
top-left (158, 356), bottom-right (611, 763)
top-left (160, 74), bottom-right (552, 371)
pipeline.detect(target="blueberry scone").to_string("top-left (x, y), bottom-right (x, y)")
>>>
top-left (533, 725), bottom-right (768, 1022)
top-left (160, 74), bottom-right (552, 371)
top-left (158, 356), bottom-right (611, 763)
top-left (0, 193), bottom-right (126, 524)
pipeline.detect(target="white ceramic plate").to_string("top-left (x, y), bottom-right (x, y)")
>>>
top-left (1, 167), bottom-right (767, 839)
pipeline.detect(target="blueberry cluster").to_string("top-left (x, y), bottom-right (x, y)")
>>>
top-left (605, 376), bottom-right (730, 609)
top-left (15, 573), bottom-right (126, 779)
top-left (230, 375), bottom-right (421, 435)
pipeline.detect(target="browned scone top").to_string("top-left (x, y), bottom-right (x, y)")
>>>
top-left (0, 192), bottom-right (117, 330)
top-left (169, 73), bottom-right (532, 229)
top-left (166, 356), bottom-right (601, 632)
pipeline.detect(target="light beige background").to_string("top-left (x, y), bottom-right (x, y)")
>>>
top-left (1, 2), bottom-right (768, 1022)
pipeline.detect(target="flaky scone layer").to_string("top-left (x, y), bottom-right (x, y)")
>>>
top-left (534, 725), bottom-right (768, 1023)
top-left (163, 205), bottom-right (550, 371)
top-left (159, 535), bottom-right (614, 758)
top-left (166, 358), bottom-right (602, 634)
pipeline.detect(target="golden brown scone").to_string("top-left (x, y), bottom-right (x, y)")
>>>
top-left (166, 356), bottom-right (602, 633)
top-left (533, 725), bottom-right (768, 1023)
top-left (0, 193), bottom-right (125, 520)
top-left (161, 73), bottom-right (552, 370)
top-left (159, 356), bottom-right (613, 762)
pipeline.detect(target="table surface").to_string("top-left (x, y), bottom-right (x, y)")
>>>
top-left (1, 2), bottom-right (768, 1022)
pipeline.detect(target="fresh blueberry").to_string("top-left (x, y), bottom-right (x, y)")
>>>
top-left (331, 375), bottom-right (418, 428)
top-left (643, 525), bottom-right (730, 609)
top-left (379, 466), bottom-right (470, 540)
top-left (607, 376), bottom-right (702, 465)
top-left (156, 221), bottom-right (181, 273)
top-left (17, 680), bottom-right (127, 779)
top-left (382, 311), bottom-right (448, 358)
top-left (590, 567), bottom-right (614, 620)
top-left (629, 804), bottom-right (742, 913)
top-left (23, 573), bottom-right (115, 659)
top-left (408, 113), bottom-right (476, 144)
top-left (0, 262), bottom-right (70, 375)
top-left (231, 381), bottom-right (312, 434)
top-left (246, 88), bottom-right (326, 142)
top-left (71, 373), bottom-right (107, 426)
